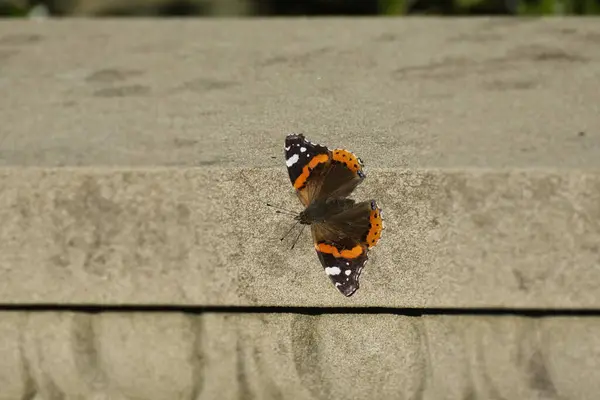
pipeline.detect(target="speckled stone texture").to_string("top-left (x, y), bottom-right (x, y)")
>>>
top-left (1, 168), bottom-right (600, 307)
top-left (0, 313), bottom-right (599, 399)
top-left (1, 18), bottom-right (599, 399)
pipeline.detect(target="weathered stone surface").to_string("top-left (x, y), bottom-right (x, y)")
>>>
top-left (0, 168), bottom-right (599, 307)
top-left (1, 17), bottom-right (599, 400)
top-left (0, 19), bottom-right (599, 307)
top-left (0, 19), bottom-right (599, 169)
top-left (0, 313), bottom-right (598, 399)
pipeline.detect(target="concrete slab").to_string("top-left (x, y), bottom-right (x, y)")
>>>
top-left (0, 19), bottom-right (599, 306)
top-left (0, 19), bottom-right (599, 168)
top-left (0, 312), bottom-right (598, 399)
top-left (1, 167), bottom-right (599, 307)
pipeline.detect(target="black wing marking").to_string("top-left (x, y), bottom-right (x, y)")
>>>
top-left (284, 133), bottom-right (331, 206)
top-left (316, 248), bottom-right (367, 297)
top-left (284, 133), bottom-right (329, 188)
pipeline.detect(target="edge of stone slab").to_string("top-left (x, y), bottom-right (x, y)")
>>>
top-left (1, 166), bottom-right (599, 308)
top-left (0, 313), bottom-right (599, 400)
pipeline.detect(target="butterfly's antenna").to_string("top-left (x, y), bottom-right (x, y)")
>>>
top-left (290, 224), bottom-right (306, 250)
top-left (280, 220), bottom-right (300, 242)
top-left (266, 202), bottom-right (297, 217)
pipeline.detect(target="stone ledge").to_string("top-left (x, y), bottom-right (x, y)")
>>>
top-left (0, 312), bottom-right (598, 399)
top-left (1, 19), bottom-right (600, 307)
top-left (1, 167), bottom-right (599, 307)
top-left (1, 19), bottom-right (599, 169)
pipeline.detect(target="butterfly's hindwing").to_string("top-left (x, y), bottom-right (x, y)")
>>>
top-left (309, 200), bottom-right (383, 297)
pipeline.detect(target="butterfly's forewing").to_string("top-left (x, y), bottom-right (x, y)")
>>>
top-left (284, 134), bottom-right (330, 206)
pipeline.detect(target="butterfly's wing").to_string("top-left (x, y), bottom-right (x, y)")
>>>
top-left (311, 200), bottom-right (384, 296)
top-left (285, 133), bottom-right (330, 206)
top-left (284, 134), bottom-right (366, 207)
top-left (314, 148), bottom-right (366, 201)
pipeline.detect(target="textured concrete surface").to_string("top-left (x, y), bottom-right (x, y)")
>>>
top-left (1, 19), bottom-right (599, 168)
top-left (1, 19), bottom-right (600, 308)
top-left (1, 18), bottom-right (599, 400)
top-left (0, 312), bottom-right (598, 399)
top-left (1, 168), bottom-right (600, 307)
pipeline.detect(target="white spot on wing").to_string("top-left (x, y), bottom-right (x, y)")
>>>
top-left (286, 154), bottom-right (299, 167)
top-left (285, 146), bottom-right (291, 151)
top-left (345, 270), bottom-right (351, 276)
top-left (300, 147), bottom-right (306, 152)
top-left (325, 267), bottom-right (341, 276)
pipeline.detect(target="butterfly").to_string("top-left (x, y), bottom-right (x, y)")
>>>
top-left (280, 133), bottom-right (384, 297)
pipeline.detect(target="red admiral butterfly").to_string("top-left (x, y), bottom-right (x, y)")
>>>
top-left (283, 133), bottom-right (384, 297)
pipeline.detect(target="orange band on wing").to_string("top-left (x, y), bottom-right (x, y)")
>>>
top-left (332, 149), bottom-right (362, 173)
top-left (366, 205), bottom-right (383, 248)
top-left (293, 153), bottom-right (330, 189)
top-left (316, 243), bottom-right (364, 259)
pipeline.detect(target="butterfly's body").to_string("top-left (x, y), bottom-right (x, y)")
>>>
top-left (296, 198), bottom-right (354, 225)
top-left (283, 133), bottom-right (384, 297)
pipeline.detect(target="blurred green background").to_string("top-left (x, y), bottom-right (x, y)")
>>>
top-left (1, 0), bottom-right (600, 17)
